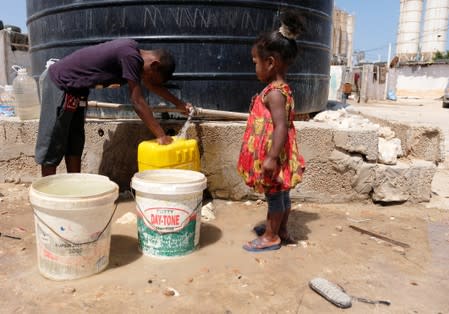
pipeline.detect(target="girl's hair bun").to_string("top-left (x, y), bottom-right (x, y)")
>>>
top-left (279, 9), bottom-right (305, 40)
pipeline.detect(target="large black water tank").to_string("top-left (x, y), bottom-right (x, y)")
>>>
top-left (26, 0), bottom-right (332, 113)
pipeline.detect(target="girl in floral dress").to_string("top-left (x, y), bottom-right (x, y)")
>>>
top-left (237, 10), bottom-right (306, 252)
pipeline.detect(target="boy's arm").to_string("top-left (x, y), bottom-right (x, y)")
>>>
top-left (263, 90), bottom-right (288, 176)
top-left (128, 80), bottom-right (172, 145)
top-left (145, 83), bottom-right (191, 114)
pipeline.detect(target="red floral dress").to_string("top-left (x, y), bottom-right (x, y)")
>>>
top-left (237, 82), bottom-right (305, 194)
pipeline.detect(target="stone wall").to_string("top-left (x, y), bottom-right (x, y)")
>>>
top-left (0, 114), bottom-right (444, 203)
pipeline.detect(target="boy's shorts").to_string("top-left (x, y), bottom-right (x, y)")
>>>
top-left (265, 190), bottom-right (291, 213)
top-left (35, 69), bottom-right (87, 166)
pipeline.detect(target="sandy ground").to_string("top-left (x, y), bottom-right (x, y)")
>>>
top-left (1, 98), bottom-right (449, 314)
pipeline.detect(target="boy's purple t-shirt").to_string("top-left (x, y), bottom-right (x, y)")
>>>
top-left (48, 39), bottom-right (143, 96)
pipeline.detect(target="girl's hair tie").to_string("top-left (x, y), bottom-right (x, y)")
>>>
top-left (279, 24), bottom-right (297, 40)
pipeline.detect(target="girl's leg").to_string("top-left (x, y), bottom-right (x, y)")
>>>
top-left (243, 191), bottom-right (284, 251)
top-left (279, 190), bottom-right (297, 244)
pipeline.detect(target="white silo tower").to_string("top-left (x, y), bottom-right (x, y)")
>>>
top-left (396, 0), bottom-right (424, 61)
top-left (346, 14), bottom-right (355, 67)
top-left (421, 0), bottom-right (449, 60)
top-left (339, 11), bottom-right (348, 57)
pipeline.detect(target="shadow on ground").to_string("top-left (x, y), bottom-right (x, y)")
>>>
top-left (253, 210), bottom-right (320, 241)
top-left (199, 223), bottom-right (222, 248)
top-left (108, 235), bottom-right (142, 269)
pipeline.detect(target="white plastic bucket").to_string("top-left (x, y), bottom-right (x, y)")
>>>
top-left (29, 174), bottom-right (119, 280)
top-left (131, 169), bottom-right (207, 258)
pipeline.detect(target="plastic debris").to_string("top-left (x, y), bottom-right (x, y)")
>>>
top-left (309, 277), bottom-right (391, 308)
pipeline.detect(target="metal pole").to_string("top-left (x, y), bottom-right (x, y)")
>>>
top-left (87, 100), bottom-right (249, 120)
top-left (384, 42), bottom-right (392, 100)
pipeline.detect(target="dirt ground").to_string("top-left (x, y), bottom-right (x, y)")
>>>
top-left (1, 98), bottom-right (449, 314)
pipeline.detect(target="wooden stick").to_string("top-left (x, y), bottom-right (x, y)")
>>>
top-left (349, 225), bottom-right (410, 248)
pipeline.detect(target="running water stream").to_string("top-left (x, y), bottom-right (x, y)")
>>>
top-left (177, 108), bottom-right (194, 139)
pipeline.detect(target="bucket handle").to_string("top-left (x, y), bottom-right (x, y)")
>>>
top-left (130, 189), bottom-right (202, 234)
top-left (33, 201), bottom-right (119, 246)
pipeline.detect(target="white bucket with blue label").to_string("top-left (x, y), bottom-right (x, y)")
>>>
top-left (131, 169), bottom-right (207, 258)
top-left (29, 174), bottom-right (118, 280)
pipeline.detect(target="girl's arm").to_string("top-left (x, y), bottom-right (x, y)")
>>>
top-left (263, 90), bottom-right (288, 175)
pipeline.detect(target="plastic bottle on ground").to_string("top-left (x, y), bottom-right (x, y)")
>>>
top-left (0, 85), bottom-right (16, 117)
top-left (12, 65), bottom-right (40, 120)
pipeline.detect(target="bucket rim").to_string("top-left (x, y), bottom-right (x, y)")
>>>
top-left (30, 173), bottom-right (119, 201)
top-left (131, 169), bottom-right (207, 195)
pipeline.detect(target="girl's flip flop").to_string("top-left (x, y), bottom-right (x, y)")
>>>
top-left (253, 224), bottom-right (298, 246)
top-left (243, 238), bottom-right (281, 252)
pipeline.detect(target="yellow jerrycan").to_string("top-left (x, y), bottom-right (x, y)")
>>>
top-left (137, 137), bottom-right (200, 172)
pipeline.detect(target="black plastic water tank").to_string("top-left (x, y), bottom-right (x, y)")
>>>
top-left (26, 0), bottom-right (332, 113)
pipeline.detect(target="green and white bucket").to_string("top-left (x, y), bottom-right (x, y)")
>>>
top-left (131, 169), bottom-right (207, 258)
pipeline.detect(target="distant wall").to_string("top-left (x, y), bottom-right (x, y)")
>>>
top-left (396, 63), bottom-right (449, 98)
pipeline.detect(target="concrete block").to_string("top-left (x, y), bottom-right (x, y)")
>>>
top-left (295, 121), bottom-right (334, 162)
top-left (406, 127), bottom-right (445, 163)
top-left (333, 128), bottom-right (378, 161)
top-left (0, 117), bottom-right (440, 205)
top-left (292, 150), bottom-right (375, 202)
top-left (360, 115), bottom-right (445, 163)
top-left (190, 122), bottom-right (250, 200)
top-left (373, 160), bottom-right (436, 203)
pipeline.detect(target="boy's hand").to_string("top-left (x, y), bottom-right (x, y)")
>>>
top-left (178, 102), bottom-right (193, 115)
top-left (157, 135), bottom-right (173, 145)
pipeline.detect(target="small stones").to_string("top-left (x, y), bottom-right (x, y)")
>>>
top-left (392, 246), bottom-right (405, 254)
top-left (163, 287), bottom-right (179, 297)
top-left (63, 287), bottom-right (76, 294)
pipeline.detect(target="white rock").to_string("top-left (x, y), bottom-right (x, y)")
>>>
top-left (378, 137), bottom-right (402, 165)
top-left (378, 126), bottom-right (396, 140)
top-left (201, 202), bottom-right (216, 222)
top-left (115, 212), bottom-right (137, 224)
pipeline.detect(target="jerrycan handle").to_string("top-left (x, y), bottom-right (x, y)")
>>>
top-left (11, 65), bottom-right (24, 73)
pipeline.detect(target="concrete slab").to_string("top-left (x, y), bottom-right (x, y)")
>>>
top-left (0, 108), bottom-right (443, 204)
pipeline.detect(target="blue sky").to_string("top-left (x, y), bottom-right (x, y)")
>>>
top-left (2, 1), bottom-right (448, 62)
top-left (335, 0), bottom-right (400, 62)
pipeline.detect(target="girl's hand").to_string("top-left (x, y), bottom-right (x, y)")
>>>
top-left (262, 156), bottom-right (279, 178)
